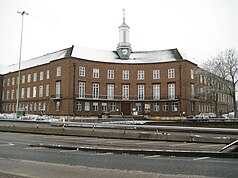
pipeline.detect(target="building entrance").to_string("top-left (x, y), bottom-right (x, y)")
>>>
top-left (121, 102), bottom-right (131, 115)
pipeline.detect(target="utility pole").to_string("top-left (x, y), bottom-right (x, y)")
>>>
top-left (16, 11), bottom-right (29, 118)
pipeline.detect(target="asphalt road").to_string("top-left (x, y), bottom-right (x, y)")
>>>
top-left (0, 132), bottom-right (238, 178)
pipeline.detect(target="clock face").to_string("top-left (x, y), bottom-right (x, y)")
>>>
top-left (122, 49), bottom-right (128, 55)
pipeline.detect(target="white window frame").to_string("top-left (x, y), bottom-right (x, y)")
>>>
top-left (107, 70), bottom-right (114, 79)
top-left (153, 84), bottom-right (160, 100)
top-left (168, 83), bottom-right (175, 99)
top-left (22, 75), bottom-right (25, 83)
top-left (56, 67), bottom-right (61, 77)
top-left (40, 71), bottom-right (44, 80)
top-left (46, 84), bottom-right (49, 97)
top-left (27, 87), bottom-right (31, 98)
top-left (92, 83), bottom-right (99, 99)
top-left (122, 85), bottom-right (129, 100)
top-left (168, 68), bottom-right (175, 79)
top-left (137, 70), bottom-right (144, 80)
top-left (46, 70), bottom-right (50, 79)
top-left (93, 68), bottom-right (99, 78)
top-left (33, 86), bottom-right (37, 98)
top-left (33, 73), bottom-right (37, 82)
top-left (122, 70), bottom-right (129, 80)
top-left (138, 85), bottom-right (145, 100)
top-left (28, 74), bottom-right (31, 83)
top-left (39, 85), bottom-right (43, 97)
top-left (79, 66), bottom-right (85, 77)
top-left (79, 82), bottom-right (85, 98)
top-left (153, 70), bottom-right (160, 79)
top-left (107, 84), bottom-right (114, 100)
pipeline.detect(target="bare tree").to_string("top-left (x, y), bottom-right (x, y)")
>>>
top-left (202, 48), bottom-right (238, 118)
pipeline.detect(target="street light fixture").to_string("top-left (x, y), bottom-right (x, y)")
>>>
top-left (16, 11), bottom-right (29, 118)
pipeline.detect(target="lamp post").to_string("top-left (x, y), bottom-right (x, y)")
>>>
top-left (16, 11), bottom-right (29, 118)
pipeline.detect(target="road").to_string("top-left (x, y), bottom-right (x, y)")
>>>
top-left (0, 132), bottom-right (238, 178)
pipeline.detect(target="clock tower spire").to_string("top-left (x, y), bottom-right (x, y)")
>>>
top-left (117, 9), bottom-right (132, 59)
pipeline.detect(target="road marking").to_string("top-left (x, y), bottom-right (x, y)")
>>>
top-left (144, 155), bottom-right (161, 159)
top-left (169, 143), bottom-right (197, 147)
top-left (96, 152), bottom-right (113, 156)
top-left (199, 144), bottom-right (222, 148)
top-left (193, 157), bottom-right (210, 161)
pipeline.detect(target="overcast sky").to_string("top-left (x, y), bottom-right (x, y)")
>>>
top-left (0, 0), bottom-right (237, 66)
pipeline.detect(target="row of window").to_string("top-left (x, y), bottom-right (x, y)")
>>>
top-left (80, 67), bottom-right (175, 80)
top-left (78, 82), bottom-right (176, 100)
top-left (2, 101), bottom-right (179, 113)
top-left (75, 101), bottom-right (179, 112)
top-left (2, 84), bottom-right (50, 100)
top-left (2, 102), bottom-right (48, 113)
top-left (2, 67), bottom-right (62, 87)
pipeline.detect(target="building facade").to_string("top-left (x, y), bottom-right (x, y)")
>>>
top-left (0, 12), bottom-right (233, 119)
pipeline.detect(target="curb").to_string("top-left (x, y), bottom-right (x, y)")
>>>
top-left (29, 143), bottom-right (238, 159)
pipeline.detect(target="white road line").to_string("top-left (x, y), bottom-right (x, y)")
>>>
top-left (169, 143), bottom-right (197, 147)
top-left (199, 144), bottom-right (222, 148)
top-left (144, 155), bottom-right (161, 159)
top-left (134, 141), bottom-right (159, 145)
top-left (193, 157), bottom-right (210, 161)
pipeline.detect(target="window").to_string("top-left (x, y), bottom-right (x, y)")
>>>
top-left (153, 84), bottom-right (160, 100)
top-left (38, 103), bottom-right (41, 111)
top-left (7, 78), bottom-right (10, 86)
top-left (46, 84), bottom-right (49, 97)
top-left (27, 87), bottom-right (31, 98)
top-left (12, 78), bottom-right (15, 85)
top-left (163, 103), bottom-right (169, 111)
top-left (138, 85), bottom-right (144, 100)
top-left (135, 103), bottom-right (142, 111)
top-left (79, 82), bottom-right (85, 98)
top-left (22, 75), bottom-right (25, 83)
top-left (101, 103), bottom-right (107, 111)
top-left (107, 84), bottom-right (114, 100)
top-left (168, 83), bottom-right (175, 99)
top-left (172, 102), bottom-right (178, 111)
top-left (153, 70), bottom-right (160, 79)
top-left (34, 103), bottom-right (37, 111)
top-left (92, 83), bottom-right (99, 99)
top-left (33, 86), bottom-right (37, 98)
top-left (137, 70), bottom-right (144, 80)
top-left (79, 66), bottom-right (85, 77)
top-left (2, 91), bottom-right (5, 100)
top-left (28, 74), bottom-right (31, 83)
top-left (39, 85), bottom-right (43, 97)
top-left (110, 102), bottom-right (116, 111)
top-left (11, 89), bottom-right (14, 99)
top-left (3, 79), bottom-right (6, 87)
top-left (30, 103), bottom-right (33, 112)
top-left (93, 102), bottom-right (98, 111)
top-left (21, 88), bottom-right (25, 99)
top-left (154, 103), bottom-right (160, 112)
top-left (122, 70), bottom-right (129, 80)
top-left (107, 70), bottom-right (114, 79)
top-left (122, 85), bottom-right (129, 99)
top-left (168, 69), bottom-right (175, 78)
top-left (85, 102), bottom-right (90, 111)
top-left (191, 69), bottom-right (194, 79)
top-left (46, 70), bottom-right (50, 79)
top-left (191, 84), bottom-right (195, 99)
top-left (56, 67), bottom-right (61, 77)
top-left (33, 73), bottom-right (37, 82)
top-left (76, 102), bottom-right (82, 111)
top-left (55, 81), bottom-right (61, 98)
top-left (93, 68), bottom-right (99, 78)
top-left (56, 101), bottom-right (60, 111)
top-left (200, 75), bottom-right (203, 83)
top-left (40, 71), bottom-right (44, 80)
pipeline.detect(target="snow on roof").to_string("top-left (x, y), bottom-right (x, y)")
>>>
top-left (71, 45), bottom-right (183, 64)
top-left (0, 45), bottom-right (183, 75)
top-left (0, 48), bottom-right (71, 74)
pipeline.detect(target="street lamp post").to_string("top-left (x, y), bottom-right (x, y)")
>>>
top-left (16, 11), bottom-right (29, 118)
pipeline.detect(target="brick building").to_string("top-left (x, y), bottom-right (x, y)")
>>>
top-left (0, 12), bottom-right (233, 119)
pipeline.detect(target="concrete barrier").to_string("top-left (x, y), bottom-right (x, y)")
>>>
top-left (0, 124), bottom-right (236, 144)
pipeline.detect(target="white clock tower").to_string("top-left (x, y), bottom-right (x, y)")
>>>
top-left (117, 9), bottom-right (132, 59)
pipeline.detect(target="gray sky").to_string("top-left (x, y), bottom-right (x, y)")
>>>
top-left (0, 0), bottom-right (237, 66)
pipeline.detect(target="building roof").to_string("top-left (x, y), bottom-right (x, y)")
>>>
top-left (0, 45), bottom-right (183, 74)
